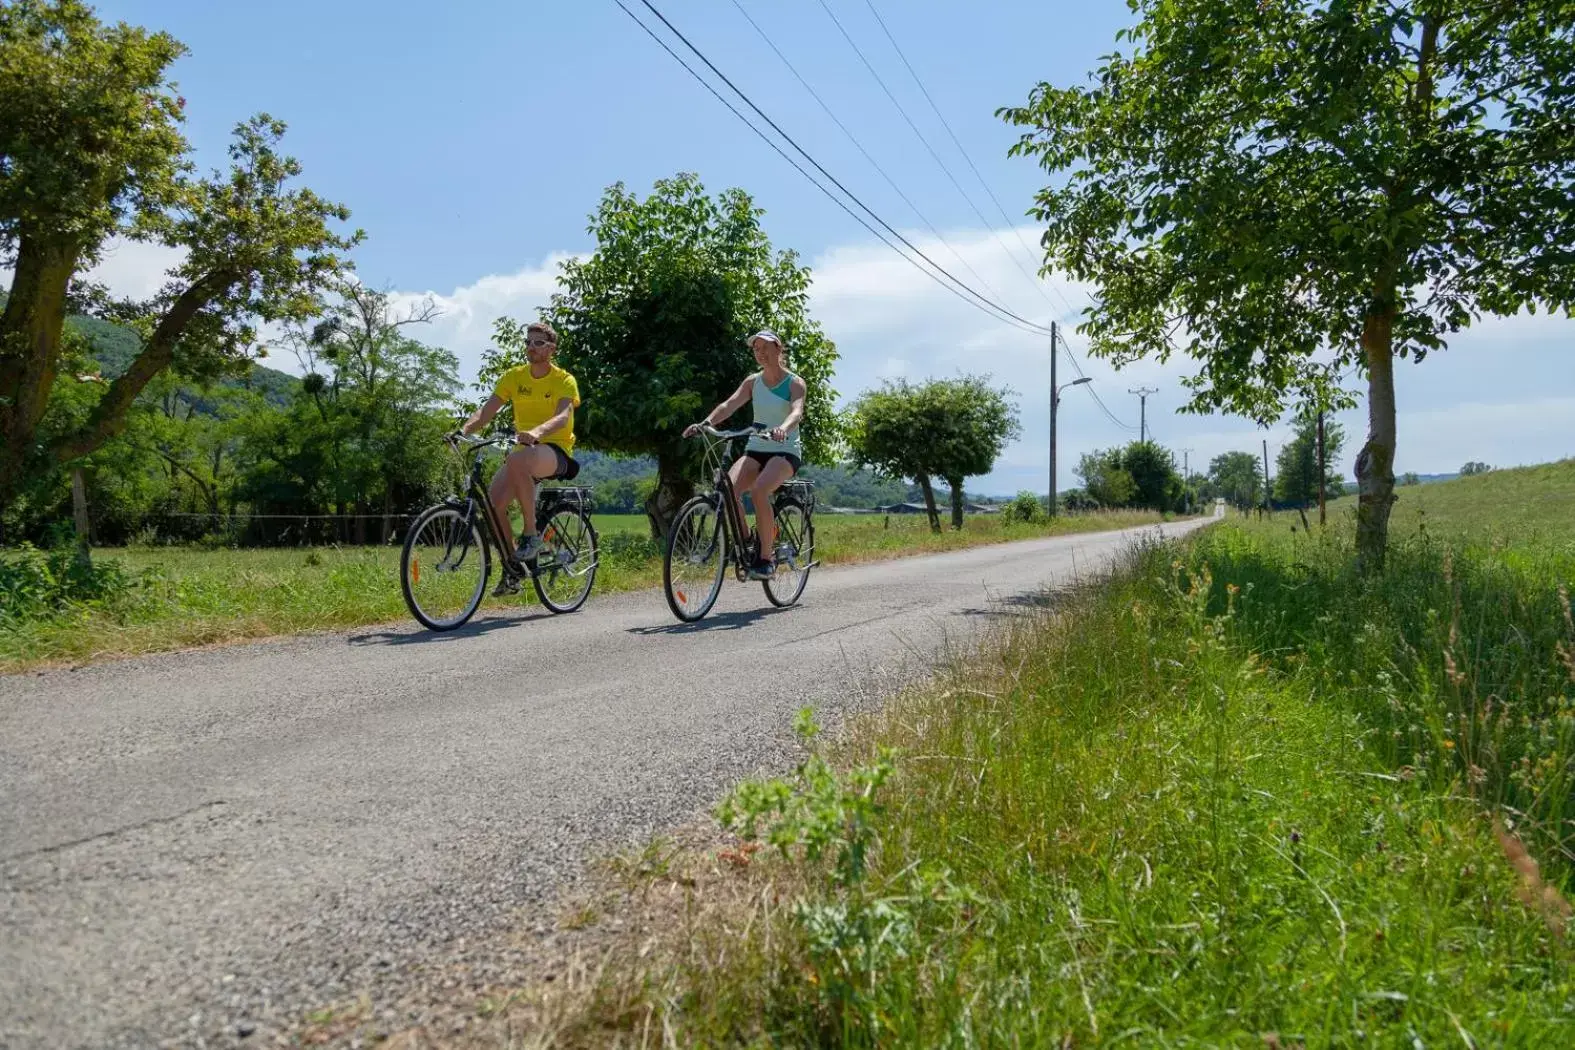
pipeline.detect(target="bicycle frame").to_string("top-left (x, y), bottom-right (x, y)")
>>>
top-left (692, 425), bottom-right (815, 580)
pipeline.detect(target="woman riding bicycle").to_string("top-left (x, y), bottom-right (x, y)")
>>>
top-left (684, 329), bottom-right (806, 580)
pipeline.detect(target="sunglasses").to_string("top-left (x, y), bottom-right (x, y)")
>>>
top-left (527, 337), bottom-right (555, 348)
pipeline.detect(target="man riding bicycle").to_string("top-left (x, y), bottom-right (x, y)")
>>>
top-left (684, 329), bottom-right (806, 580)
top-left (456, 320), bottom-right (580, 595)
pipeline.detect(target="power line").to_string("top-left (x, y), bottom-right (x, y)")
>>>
top-left (844, 0), bottom-right (1139, 432)
top-left (726, 0), bottom-right (1010, 309)
top-left (619, 0), bottom-right (1057, 338)
top-left (857, 0), bottom-right (1075, 317)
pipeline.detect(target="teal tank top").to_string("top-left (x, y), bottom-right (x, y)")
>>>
top-left (744, 371), bottom-right (802, 457)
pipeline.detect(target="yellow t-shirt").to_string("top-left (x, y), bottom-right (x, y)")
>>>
top-left (492, 364), bottom-right (581, 453)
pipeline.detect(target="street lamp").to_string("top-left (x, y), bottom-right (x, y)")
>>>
top-left (1048, 349), bottom-right (1093, 518)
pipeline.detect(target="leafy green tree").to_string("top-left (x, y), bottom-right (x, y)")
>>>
top-left (1400, 471), bottom-right (1422, 486)
top-left (1001, 0), bottom-right (1575, 570)
top-left (0, 0), bottom-right (359, 523)
top-left (1460, 460), bottom-right (1492, 476)
top-left (1077, 441), bottom-right (1182, 510)
top-left (1275, 414), bottom-right (1348, 507)
top-left (523, 174), bottom-right (839, 538)
top-left (846, 376), bottom-right (1020, 532)
top-left (1122, 441), bottom-right (1183, 512)
top-left (1209, 451), bottom-right (1263, 511)
top-left (1076, 448), bottom-right (1137, 509)
top-left (273, 281), bottom-right (458, 541)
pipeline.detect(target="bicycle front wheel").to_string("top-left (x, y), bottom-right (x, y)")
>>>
top-left (533, 506), bottom-right (598, 614)
top-left (402, 504), bottom-right (490, 630)
top-left (763, 498), bottom-right (814, 607)
top-left (664, 495), bottom-right (726, 622)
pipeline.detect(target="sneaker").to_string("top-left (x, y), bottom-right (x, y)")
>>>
top-left (746, 558), bottom-right (775, 581)
top-left (490, 573), bottom-right (521, 597)
top-left (515, 533), bottom-right (542, 563)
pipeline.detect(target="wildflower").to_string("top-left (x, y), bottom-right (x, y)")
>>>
top-left (1443, 739), bottom-right (1455, 750)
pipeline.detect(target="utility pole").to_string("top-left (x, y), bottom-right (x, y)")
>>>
top-left (1129, 386), bottom-right (1158, 442)
top-left (1262, 438), bottom-right (1272, 518)
top-left (1180, 447), bottom-right (1194, 513)
top-left (1049, 322), bottom-right (1057, 518)
top-left (1048, 323), bottom-right (1091, 519)
top-left (1317, 409), bottom-right (1327, 526)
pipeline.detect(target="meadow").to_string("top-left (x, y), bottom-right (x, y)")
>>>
top-left (469, 461), bottom-right (1575, 1048)
top-left (0, 507), bottom-right (1165, 673)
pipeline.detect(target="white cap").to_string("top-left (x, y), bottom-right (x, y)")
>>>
top-left (747, 329), bottom-right (784, 349)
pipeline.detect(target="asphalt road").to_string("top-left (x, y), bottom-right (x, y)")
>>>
top-left (1, 515), bottom-right (1212, 1048)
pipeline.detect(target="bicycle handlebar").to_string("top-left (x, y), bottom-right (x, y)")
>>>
top-left (447, 432), bottom-right (514, 453)
top-left (693, 422), bottom-right (768, 440)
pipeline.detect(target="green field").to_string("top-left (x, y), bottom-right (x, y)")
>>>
top-left (493, 462), bottom-right (1575, 1048)
top-left (0, 507), bottom-right (1166, 673)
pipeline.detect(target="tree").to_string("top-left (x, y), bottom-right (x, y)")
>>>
top-left (1122, 441), bottom-right (1183, 512)
top-left (1275, 413), bottom-right (1348, 506)
top-left (1076, 448), bottom-right (1137, 509)
top-left (1209, 451), bottom-right (1263, 511)
top-left (530, 174), bottom-right (839, 539)
top-left (845, 376), bottom-right (1020, 533)
top-left (1, 1), bottom-right (359, 523)
top-left (1400, 471), bottom-right (1422, 486)
top-left (1460, 460), bottom-right (1493, 476)
top-left (1001, 0), bottom-right (1575, 571)
top-left (1077, 441), bottom-right (1183, 510)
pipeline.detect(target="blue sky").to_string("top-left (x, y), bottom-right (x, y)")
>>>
top-left (79, 1), bottom-right (1575, 493)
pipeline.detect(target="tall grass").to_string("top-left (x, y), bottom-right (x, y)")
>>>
top-left (506, 510), bottom-right (1575, 1046)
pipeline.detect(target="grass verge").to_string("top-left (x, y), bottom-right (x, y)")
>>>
top-left (0, 508), bottom-right (1165, 673)
top-left (408, 471), bottom-right (1575, 1047)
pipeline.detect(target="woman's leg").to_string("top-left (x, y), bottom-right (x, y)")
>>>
top-left (750, 456), bottom-right (796, 561)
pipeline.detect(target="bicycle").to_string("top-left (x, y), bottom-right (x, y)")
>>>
top-left (400, 433), bottom-right (599, 630)
top-left (663, 422), bottom-right (818, 623)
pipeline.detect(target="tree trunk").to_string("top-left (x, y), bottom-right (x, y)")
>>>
top-left (71, 466), bottom-right (92, 569)
top-left (947, 477), bottom-right (964, 530)
top-left (646, 454), bottom-right (696, 542)
top-left (916, 474), bottom-right (941, 534)
top-left (0, 234), bottom-right (79, 519)
top-left (1354, 297), bottom-right (1399, 574)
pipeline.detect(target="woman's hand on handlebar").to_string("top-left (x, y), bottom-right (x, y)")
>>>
top-left (683, 421), bottom-right (706, 438)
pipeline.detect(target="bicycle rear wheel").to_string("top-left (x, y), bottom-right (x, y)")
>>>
top-left (402, 504), bottom-right (490, 630)
top-left (664, 495), bottom-right (726, 622)
top-left (532, 506), bottom-right (598, 613)
top-left (763, 498), bottom-right (813, 607)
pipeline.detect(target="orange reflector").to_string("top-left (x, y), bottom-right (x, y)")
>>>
top-left (545, 527), bottom-right (557, 543)
top-left (412, 557), bottom-right (420, 584)
top-left (676, 590), bottom-right (687, 604)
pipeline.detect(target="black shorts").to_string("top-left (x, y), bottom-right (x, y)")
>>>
top-left (743, 450), bottom-right (802, 474)
top-left (538, 443), bottom-right (580, 481)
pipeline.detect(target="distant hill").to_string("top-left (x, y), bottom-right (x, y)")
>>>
top-left (1334, 458), bottom-right (1575, 543)
top-left (66, 312), bottom-right (299, 408)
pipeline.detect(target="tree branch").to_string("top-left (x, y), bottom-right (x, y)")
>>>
top-left (49, 270), bottom-right (238, 463)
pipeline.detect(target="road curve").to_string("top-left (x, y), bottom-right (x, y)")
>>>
top-left (1, 515), bottom-right (1211, 1048)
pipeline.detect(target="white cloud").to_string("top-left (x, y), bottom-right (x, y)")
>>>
top-left (382, 252), bottom-right (575, 384)
top-left (376, 226), bottom-right (1571, 492)
top-left (26, 226), bottom-right (1560, 496)
top-left (85, 240), bottom-right (188, 300)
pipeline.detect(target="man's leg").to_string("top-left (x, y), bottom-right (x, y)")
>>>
top-left (489, 461), bottom-right (518, 553)
top-left (750, 456), bottom-right (796, 562)
top-left (510, 445), bottom-right (560, 554)
top-left (728, 455), bottom-right (763, 551)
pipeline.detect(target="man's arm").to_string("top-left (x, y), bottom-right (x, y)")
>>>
top-left (461, 394), bottom-right (506, 435)
top-left (517, 398), bottom-right (575, 445)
